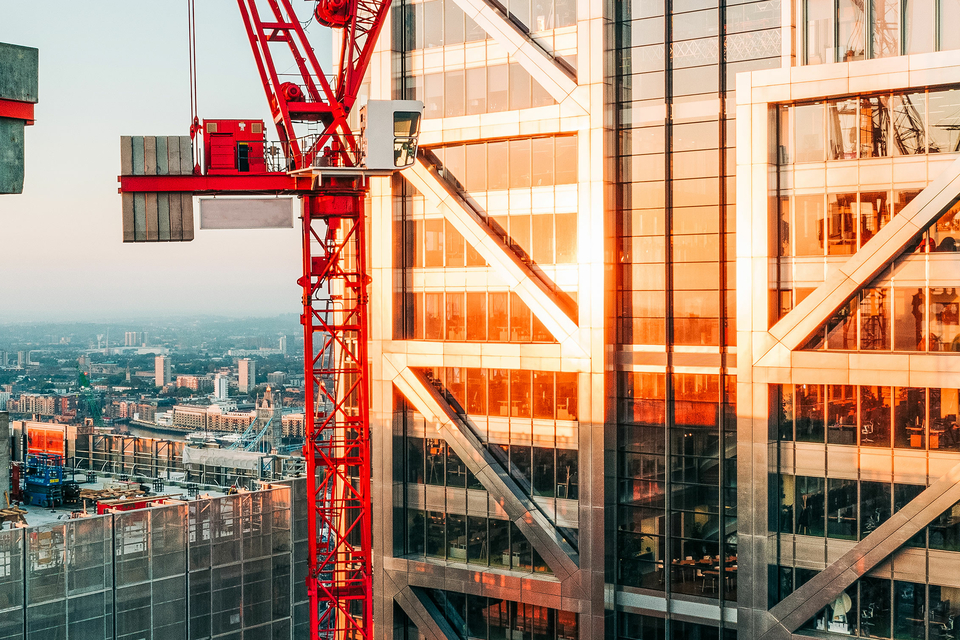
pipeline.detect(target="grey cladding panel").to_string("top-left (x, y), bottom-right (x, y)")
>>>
top-left (0, 118), bottom-right (25, 194)
top-left (0, 42), bottom-right (39, 103)
top-left (119, 135), bottom-right (194, 242)
top-left (121, 192), bottom-right (194, 243)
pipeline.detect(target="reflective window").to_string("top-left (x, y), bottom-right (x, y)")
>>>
top-left (903, 0), bottom-right (934, 54)
top-left (859, 385), bottom-right (891, 447)
top-left (805, 0), bottom-right (834, 64)
top-left (838, 0), bottom-right (865, 61)
top-left (871, 0), bottom-right (899, 58)
top-left (796, 475), bottom-right (826, 536)
top-left (827, 478), bottom-right (858, 540)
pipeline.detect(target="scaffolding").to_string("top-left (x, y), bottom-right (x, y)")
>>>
top-left (0, 479), bottom-right (310, 639)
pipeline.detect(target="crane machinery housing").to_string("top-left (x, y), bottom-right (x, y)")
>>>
top-left (116, 2), bottom-right (423, 639)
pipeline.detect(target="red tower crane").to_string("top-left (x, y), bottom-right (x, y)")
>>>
top-left (117, 2), bottom-right (421, 639)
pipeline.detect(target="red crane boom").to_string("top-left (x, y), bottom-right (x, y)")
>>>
top-left (118, 2), bottom-right (403, 638)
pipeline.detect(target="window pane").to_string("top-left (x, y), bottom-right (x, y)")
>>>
top-left (423, 0), bottom-right (443, 48)
top-left (424, 218), bottom-right (444, 266)
top-left (488, 141), bottom-right (509, 190)
top-left (407, 508), bottom-right (425, 555)
top-left (557, 449), bottom-right (578, 499)
top-left (488, 65), bottom-right (509, 112)
top-left (532, 447), bottom-right (555, 496)
top-left (827, 478), bottom-right (857, 540)
top-left (893, 288), bottom-right (924, 354)
top-left (446, 292), bottom-right (466, 340)
top-left (556, 372), bottom-right (577, 420)
top-left (795, 103), bottom-right (824, 162)
top-left (838, 0), bottom-right (865, 61)
top-left (928, 88), bottom-right (960, 153)
top-left (827, 192), bottom-right (857, 255)
top-left (796, 475), bottom-right (825, 536)
top-left (531, 214), bottom-right (554, 264)
top-left (827, 384), bottom-right (857, 445)
top-left (489, 293), bottom-right (509, 341)
top-left (871, 0), bottom-right (899, 58)
top-left (828, 99), bottom-right (858, 160)
top-left (903, 0), bottom-right (934, 54)
top-left (488, 369), bottom-right (508, 417)
top-left (796, 384), bottom-right (825, 443)
top-left (510, 292), bottom-right (532, 341)
top-left (467, 517), bottom-right (488, 565)
top-left (555, 212), bottom-right (577, 263)
top-left (489, 520), bottom-right (510, 567)
top-left (860, 287), bottom-right (890, 350)
top-left (930, 286), bottom-right (960, 351)
top-left (826, 297), bottom-right (858, 350)
top-left (932, 387), bottom-right (960, 450)
top-left (805, 0), bottom-right (834, 64)
top-left (894, 387), bottom-right (926, 449)
top-left (444, 0), bottom-right (465, 45)
top-left (860, 578), bottom-right (892, 639)
top-left (893, 582), bottom-right (926, 640)
top-left (466, 368), bottom-right (487, 415)
top-left (424, 292), bottom-right (443, 339)
top-left (426, 511), bottom-right (445, 556)
top-left (465, 67), bottom-right (486, 115)
top-left (510, 370), bottom-right (531, 418)
top-left (860, 95), bottom-right (889, 157)
top-left (466, 293), bottom-right (486, 341)
top-left (426, 439), bottom-right (445, 485)
top-left (509, 64), bottom-right (531, 110)
top-left (940, 0), bottom-right (960, 51)
top-left (859, 191), bottom-right (890, 246)
top-left (860, 385), bottom-right (891, 447)
top-left (532, 371), bottom-right (555, 419)
top-left (445, 220), bottom-right (465, 267)
top-left (424, 73), bottom-right (443, 118)
top-left (555, 136), bottom-right (577, 183)
top-left (445, 70), bottom-right (465, 118)
top-left (794, 194), bottom-right (825, 256)
top-left (891, 93), bottom-right (925, 156)
top-left (509, 139), bottom-right (532, 188)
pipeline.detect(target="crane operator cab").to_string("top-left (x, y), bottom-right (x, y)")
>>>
top-left (359, 100), bottom-right (424, 171)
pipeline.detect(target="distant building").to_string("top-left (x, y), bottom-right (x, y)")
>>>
top-left (154, 355), bottom-right (171, 387)
top-left (267, 371), bottom-right (286, 386)
top-left (214, 374), bottom-right (229, 401)
top-left (0, 392), bottom-right (9, 411)
top-left (177, 375), bottom-right (212, 392)
top-left (16, 351), bottom-right (28, 368)
top-left (238, 359), bottom-right (256, 393)
top-left (278, 335), bottom-right (287, 355)
top-left (281, 412), bottom-right (305, 438)
top-left (124, 331), bottom-right (146, 347)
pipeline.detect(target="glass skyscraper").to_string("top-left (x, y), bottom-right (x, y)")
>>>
top-left (365, 2), bottom-right (960, 640)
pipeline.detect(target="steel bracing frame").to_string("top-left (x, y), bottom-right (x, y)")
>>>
top-left (301, 190), bottom-right (373, 640)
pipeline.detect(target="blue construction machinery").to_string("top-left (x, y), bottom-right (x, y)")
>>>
top-left (24, 453), bottom-right (64, 508)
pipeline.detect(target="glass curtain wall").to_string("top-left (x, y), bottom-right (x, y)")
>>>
top-left (804, 0), bottom-right (960, 64)
top-left (614, 0), bottom-right (780, 630)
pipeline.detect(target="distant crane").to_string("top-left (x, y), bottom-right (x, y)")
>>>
top-left (77, 364), bottom-right (103, 429)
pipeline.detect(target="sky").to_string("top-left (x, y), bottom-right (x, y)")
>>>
top-left (0, 2), bottom-right (332, 322)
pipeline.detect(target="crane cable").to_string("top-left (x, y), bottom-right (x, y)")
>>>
top-left (188, 0), bottom-right (200, 172)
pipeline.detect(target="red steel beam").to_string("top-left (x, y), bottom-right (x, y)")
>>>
top-left (118, 173), bottom-right (308, 194)
top-left (0, 98), bottom-right (35, 125)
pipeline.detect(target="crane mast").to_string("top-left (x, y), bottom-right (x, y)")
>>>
top-left (117, 2), bottom-right (418, 638)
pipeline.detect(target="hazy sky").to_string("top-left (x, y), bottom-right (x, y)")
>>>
top-left (0, 2), bottom-right (332, 322)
